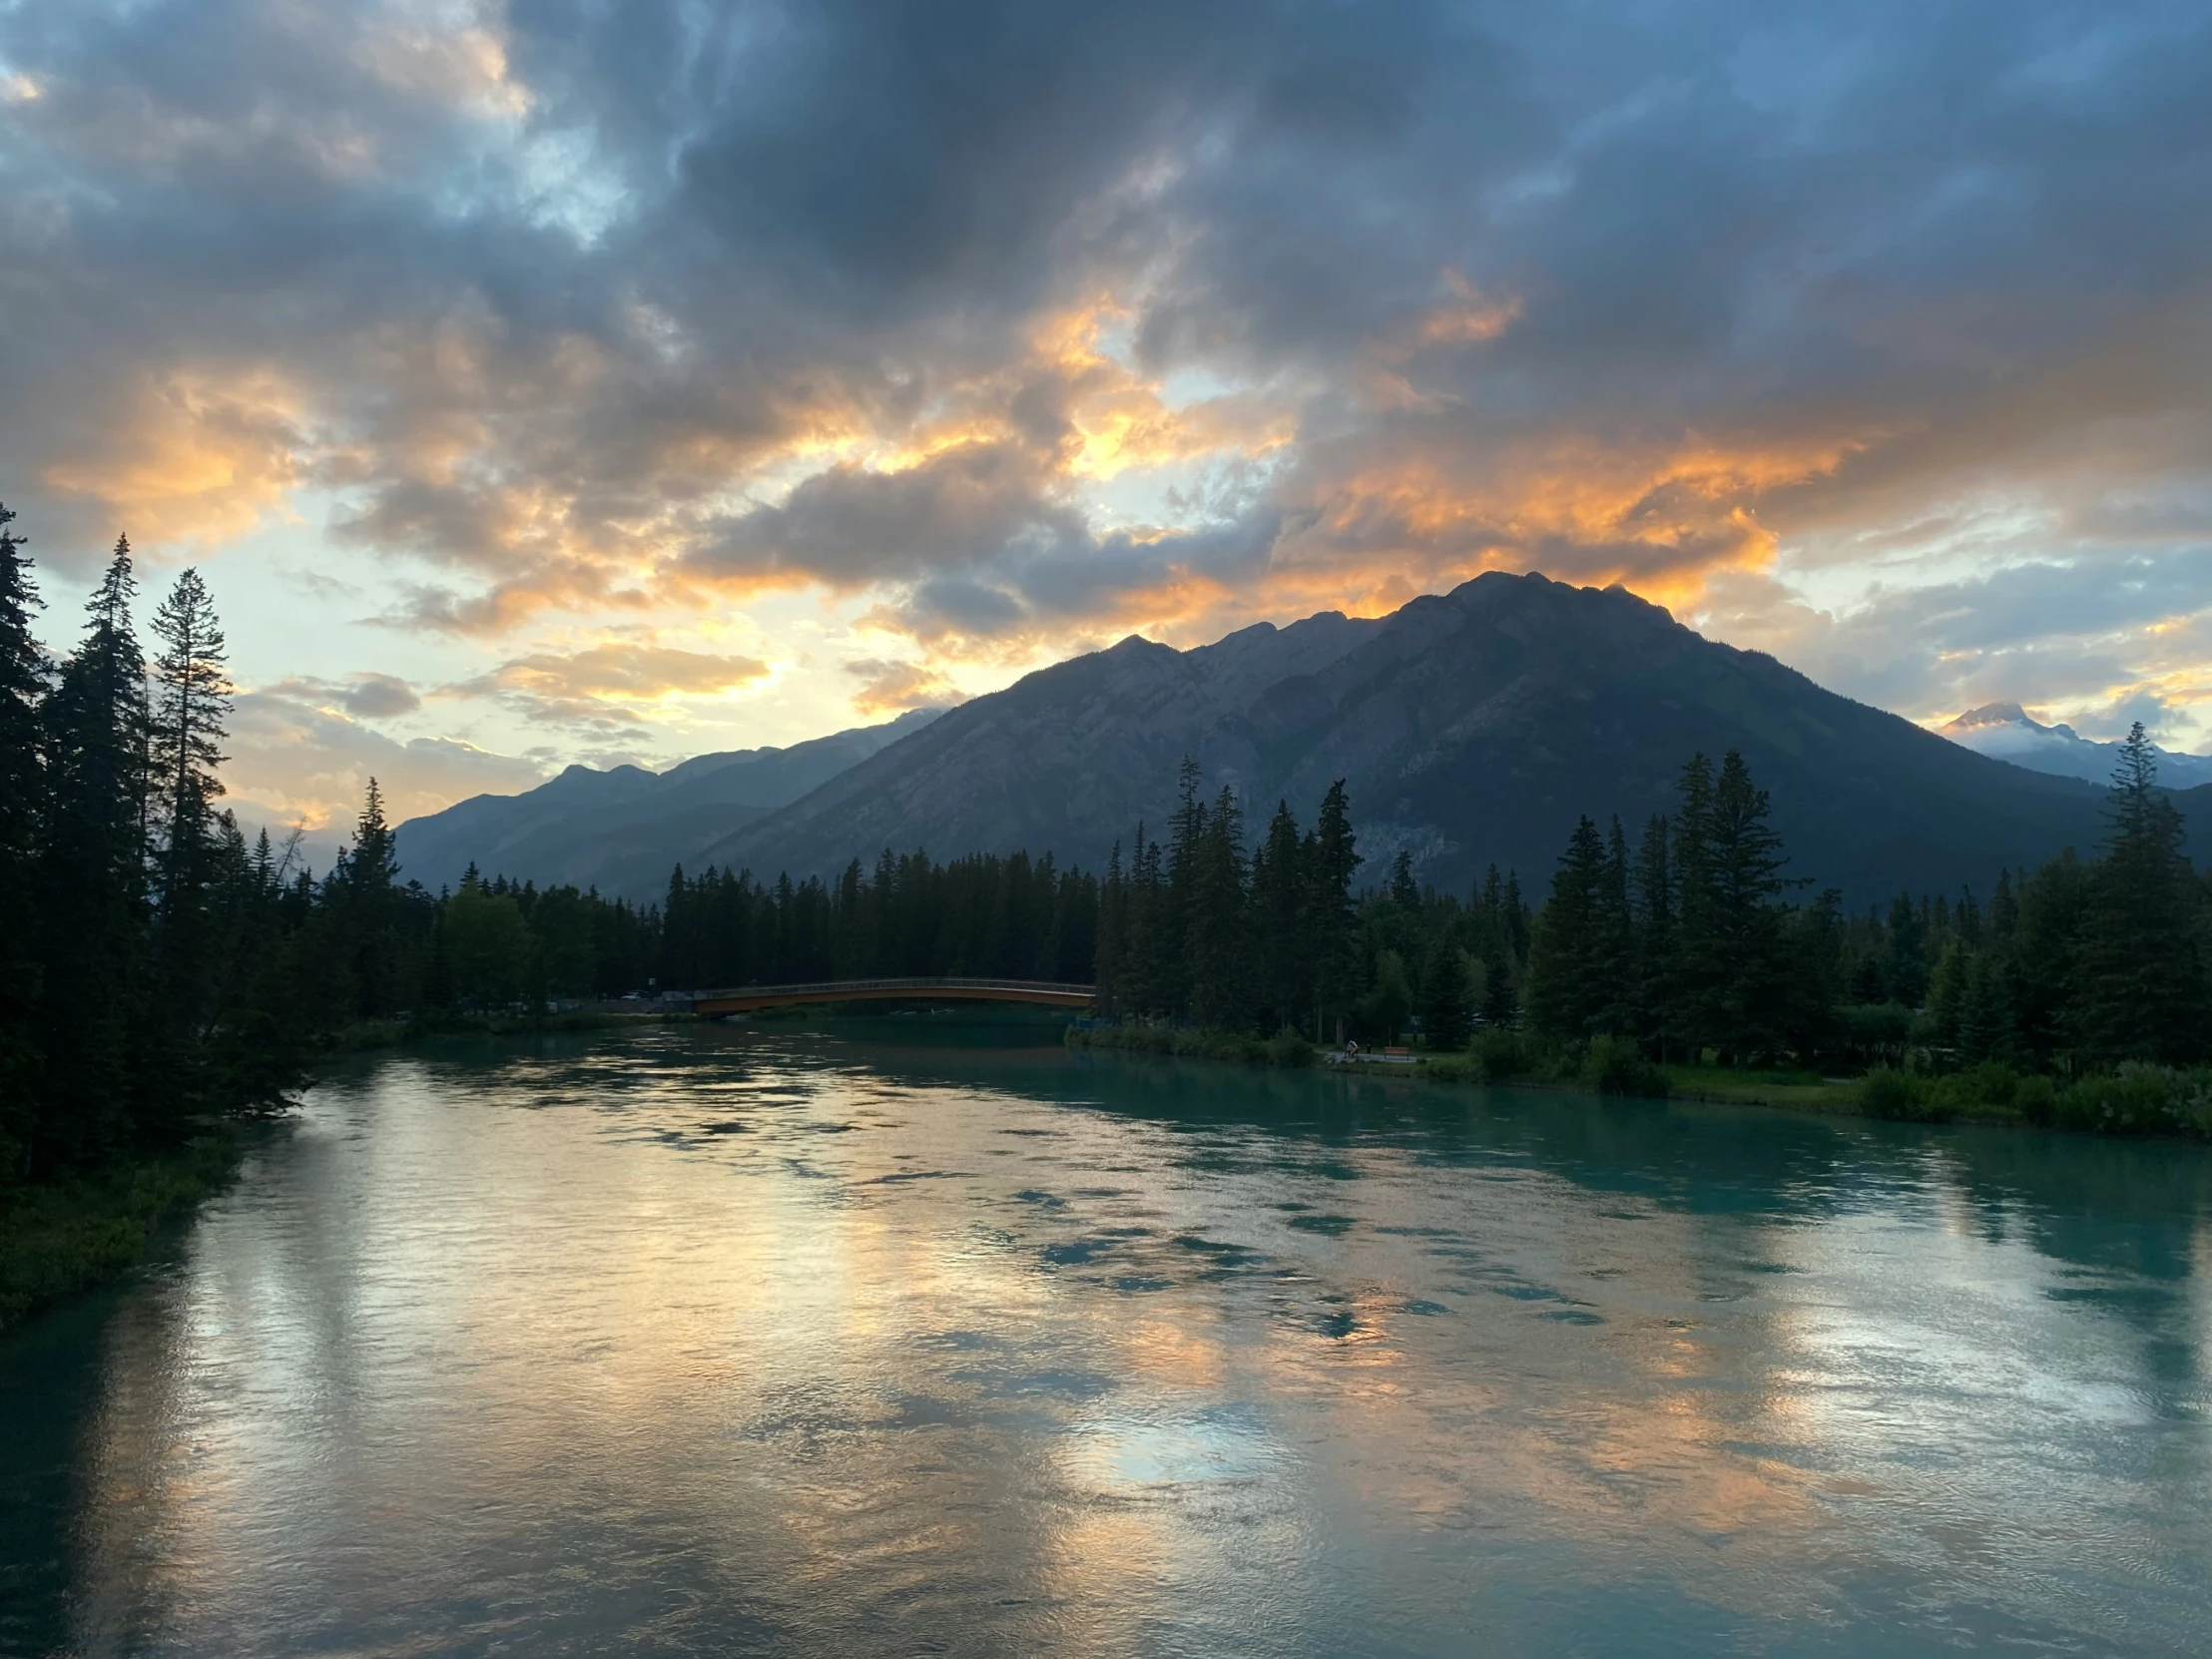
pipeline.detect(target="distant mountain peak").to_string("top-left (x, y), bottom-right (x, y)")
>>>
top-left (1939, 701), bottom-right (2212, 790)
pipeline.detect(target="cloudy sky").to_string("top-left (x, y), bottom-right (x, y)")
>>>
top-left (3, 0), bottom-right (2209, 841)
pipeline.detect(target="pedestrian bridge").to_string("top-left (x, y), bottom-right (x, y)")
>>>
top-left (689, 977), bottom-right (1096, 1016)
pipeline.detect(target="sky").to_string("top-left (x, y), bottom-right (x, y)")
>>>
top-left (3, 0), bottom-right (2210, 850)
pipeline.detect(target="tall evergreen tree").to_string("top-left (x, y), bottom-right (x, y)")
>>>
top-left (1249, 801), bottom-right (1309, 1031)
top-left (1416, 936), bottom-right (1473, 1049)
top-left (1596, 817), bottom-right (1634, 1031)
top-left (1632, 815), bottom-right (1675, 1059)
top-left (0, 504), bottom-right (46, 1172)
top-left (2078, 726), bottom-right (2206, 1061)
top-left (1186, 787), bottom-right (1249, 1029)
top-left (36, 538), bottom-right (150, 1164)
top-left (1524, 815), bottom-right (1609, 1037)
top-left (1307, 781), bottom-right (1361, 1039)
top-left (1479, 949), bottom-right (1518, 1031)
top-left (1705, 750), bottom-right (1792, 1059)
top-left (1162, 757), bottom-right (1204, 1013)
top-left (1094, 842), bottom-right (1127, 1012)
top-left (147, 568), bottom-right (234, 1077)
top-left (327, 778), bottom-right (407, 1016)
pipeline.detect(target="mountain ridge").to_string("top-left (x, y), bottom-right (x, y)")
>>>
top-left (395, 576), bottom-right (2197, 906)
top-left (702, 573), bottom-right (2111, 904)
top-left (391, 708), bottom-right (940, 896)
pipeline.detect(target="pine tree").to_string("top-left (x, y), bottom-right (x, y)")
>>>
top-left (329, 778), bottom-right (404, 1015)
top-left (1307, 781), bottom-right (1360, 1038)
top-left (1249, 801), bottom-right (1309, 1031)
top-left (149, 570), bottom-right (230, 883)
top-left (1885, 891), bottom-right (1929, 1008)
top-left (1525, 816), bottom-right (1609, 1036)
top-left (1186, 787), bottom-right (1249, 1029)
top-left (1388, 849), bottom-right (1419, 910)
top-left (1479, 949), bottom-right (1518, 1030)
top-left (1632, 815), bottom-right (1674, 1060)
top-left (2078, 725), bottom-right (2206, 1062)
top-left (147, 569), bottom-right (234, 1079)
top-left (1162, 756), bottom-right (1203, 1014)
top-left (1597, 817), bottom-right (1634, 1032)
top-left (0, 504), bottom-right (46, 1173)
top-left (1668, 754), bottom-right (1719, 1051)
top-left (1955, 951), bottom-right (2014, 1064)
top-left (1094, 842), bottom-right (1126, 1012)
top-left (1416, 936), bottom-right (1472, 1049)
top-left (1706, 750), bottom-right (1792, 1059)
top-left (36, 538), bottom-right (150, 1165)
top-left (1125, 826), bottom-right (1171, 1017)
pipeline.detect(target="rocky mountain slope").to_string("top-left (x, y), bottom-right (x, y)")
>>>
top-left (702, 573), bottom-right (2112, 903)
top-left (391, 709), bottom-right (938, 896)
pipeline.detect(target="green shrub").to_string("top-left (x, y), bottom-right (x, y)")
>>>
top-left (2051, 1066), bottom-right (2212, 1137)
top-left (1469, 1028), bottom-right (1527, 1083)
top-left (1859, 1066), bottom-right (1927, 1120)
top-left (2011, 1072), bottom-right (2056, 1126)
top-left (1585, 1036), bottom-right (1670, 1099)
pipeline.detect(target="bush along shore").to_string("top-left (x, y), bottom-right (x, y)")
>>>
top-left (0, 1126), bottom-right (245, 1332)
top-left (1068, 1022), bottom-right (2212, 1141)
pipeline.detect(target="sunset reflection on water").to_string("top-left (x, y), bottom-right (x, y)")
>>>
top-left (9, 1024), bottom-right (2212, 1656)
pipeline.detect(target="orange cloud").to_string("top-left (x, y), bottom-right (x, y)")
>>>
top-left (42, 368), bottom-right (306, 546)
top-left (466, 642), bottom-right (771, 697)
top-left (843, 658), bottom-right (966, 716)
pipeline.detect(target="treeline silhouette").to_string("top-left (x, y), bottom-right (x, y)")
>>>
top-left (662, 850), bottom-right (1100, 989)
top-left (1514, 740), bottom-right (2210, 1071)
top-left (6, 500), bottom-right (2211, 1201)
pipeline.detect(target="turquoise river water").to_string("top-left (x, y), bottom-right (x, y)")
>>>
top-left (5, 1021), bottom-right (2212, 1655)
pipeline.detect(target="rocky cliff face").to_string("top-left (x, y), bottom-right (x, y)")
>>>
top-left (706, 573), bottom-right (2107, 902)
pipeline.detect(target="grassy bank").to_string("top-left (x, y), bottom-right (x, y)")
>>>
top-left (0, 1128), bottom-right (245, 1334)
top-left (1066, 1023), bottom-right (1319, 1067)
top-left (1068, 1021), bottom-right (2212, 1141)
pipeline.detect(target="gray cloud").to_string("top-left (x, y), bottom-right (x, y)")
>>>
top-left (340, 672), bottom-right (420, 719)
top-left (225, 680), bottom-right (546, 843)
top-left (1, 0), bottom-right (2208, 723)
top-left (1698, 551), bottom-right (2212, 741)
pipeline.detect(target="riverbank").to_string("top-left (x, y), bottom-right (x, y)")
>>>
top-left (1065, 1023), bottom-right (1317, 1067)
top-left (0, 1128), bottom-right (244, 1333)
top-left (318, 1008), bottom-right (697, 1053)
top-left (1, 1010), bottom-right (698, 1333)
top-left (1066, 1024), bottom-right (2212, 1140)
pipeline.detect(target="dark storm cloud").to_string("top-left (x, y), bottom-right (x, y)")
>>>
top-left (2, 0), bottom-right (2210, 712)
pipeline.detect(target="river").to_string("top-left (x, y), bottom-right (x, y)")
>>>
top-left (5, 1021), bottom-right (2211, 1655)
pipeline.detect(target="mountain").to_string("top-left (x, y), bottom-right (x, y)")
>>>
top-left (1938, 702), bottom-right (2212, 790)
top-left (391, 709), bottom-right (941, 897)
top-left (700, 573), bottom-right (2118, 904)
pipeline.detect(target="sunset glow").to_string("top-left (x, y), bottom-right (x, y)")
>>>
top-left (4, 0), bottom-right (2208, 846)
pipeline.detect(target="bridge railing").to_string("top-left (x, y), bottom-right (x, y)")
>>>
top-left (689, 977), bottom-right (1096, 1002)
